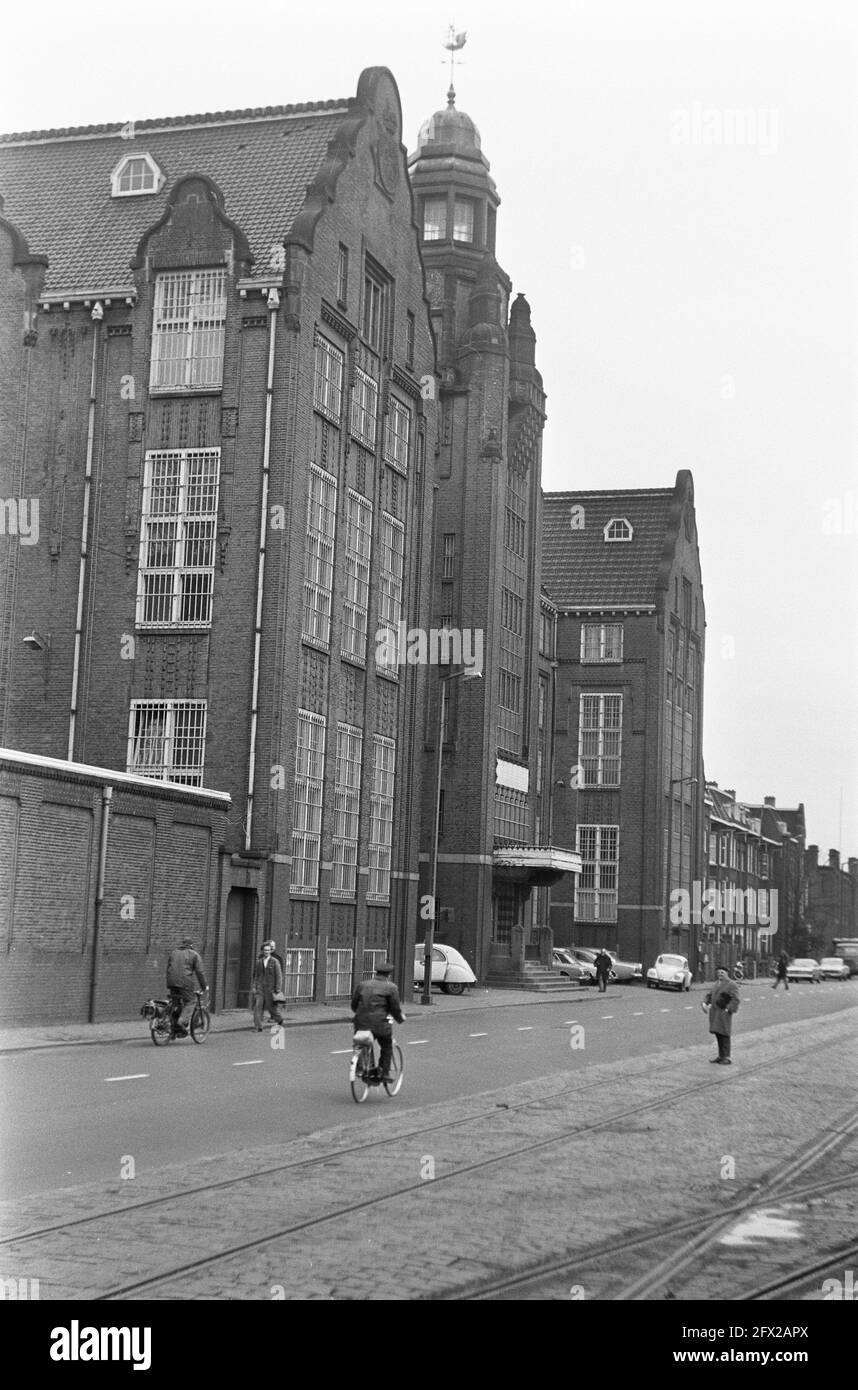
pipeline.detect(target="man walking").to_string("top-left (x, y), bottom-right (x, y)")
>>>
top-left (594, 948), bottom-right (613, 993)
top-left (252, 941), bottom-right (286, 1030)
top-left (166, 936), bottom-right (208, 1036)
top-left (771, 951), bottom-right (790, 991)
top-left (703, 967), bottom-right (740, 1064)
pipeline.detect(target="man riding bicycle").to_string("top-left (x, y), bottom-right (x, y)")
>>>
top-left (166, 936), bottom-right (208, 1037)
top-left (350, 960), bottom-right (404, 1082)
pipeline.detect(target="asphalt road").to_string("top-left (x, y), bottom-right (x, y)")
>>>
top-left (1, 980), bottom-right (855, 1201)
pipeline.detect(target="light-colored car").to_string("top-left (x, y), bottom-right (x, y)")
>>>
top-left (786, 958), bottom-right (822, 984)
top-left (566, 947), bottom-right (617, 982)
top-left (413, 944), bottom-right (477, 995)
top-left (604, 949), bottom-right (643, 984)
top-left (552, 948), bottom-right (597, 984)
top-left (819, 958), bottom-right (850, 981)
top-left (647, 953), bottom-right (692, 992)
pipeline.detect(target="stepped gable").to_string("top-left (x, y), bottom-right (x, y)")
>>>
top-left (0, 99), bottom-right (350, 294)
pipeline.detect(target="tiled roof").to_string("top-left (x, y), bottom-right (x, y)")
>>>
top-left (0, 103), bottom-right (349, 293)
top-left (541, 484), bottom-right (679, 608)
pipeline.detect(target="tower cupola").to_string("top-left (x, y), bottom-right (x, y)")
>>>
top-left (409, 86), bottom-right (499, 254)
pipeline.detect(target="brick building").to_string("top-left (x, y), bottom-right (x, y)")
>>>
top-left (702, 783), bottom-right (777, 976)
top-left (745, 796), bottom-right (807, 957)
top-left (0, 68), bottom-right (437, 1009)
top-left (408, 89), bottom-right (578, 985)
top-left (804, 846), bottom-right (858, 956)
top-left (542, 472), bottom-right (705, 974)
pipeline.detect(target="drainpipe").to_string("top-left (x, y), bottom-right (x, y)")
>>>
top-left (88, 784), bottom-right (113, 1022)
top-left (69, 302), bottom-right (103, 760)
top-left (245, 288), bottom-right (279, 852)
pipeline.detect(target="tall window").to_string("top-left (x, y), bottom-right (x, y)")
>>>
top-left (384, 397), bottom-right (411, 474)
top-left (494, 786), bottom-right (529, 844)
top-left (314, 334), bottom-right (344, 420)
top-left (362, 268), bottom-right (386, 351)
top-left (579, 694), bottom-right (622, 787)
top-left (343, 492), bottom-right (372, 662)
top-left (150, 269), bottom-right (227, 391)
top-left (499, 669), bottom-right (522, 713)
top-left (453, 198), bottom-right (475, 242)
top-left (405, 311), bottom-right (415, 368)
top-left (337, 244), bottom-right (349, 305)
top-left (504, 507), bottom-right (525, 557)
top-left (303, 466), bottom-right (337, 646)
top-left (376, 514), bottom-right (404, 672)
top-left (332, 724), bottom-right (362, 897)
top-left (137, 448), bottom-right (219, 628)
top-left (581, 622), bottom-right (623, 663)
top-left (442, 533), bottom-right (456, 580)
top-left (127, 700), bottom-right (207, 786)
top-left (291, 711), bottom-right (326, 893)
top-left (501, 588), bottom-right (523, 634)
top-left (368, 736), bottom-right (395, 900)
top-left (423, 197), bottom-right (447, 241)
top-left (575, 825), bottom-right (619, 922)
top-left (350, 367), bottom-right (378, 447)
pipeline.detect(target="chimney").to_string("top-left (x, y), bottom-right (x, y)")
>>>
top-left (764, 796), bottom-right (776, 807)
top-left (848, 857), bottom-right (858, 879)
top-left (828, 849), bottom-right (841, 871)
top-left (807, 844), bottom-right (819, 869)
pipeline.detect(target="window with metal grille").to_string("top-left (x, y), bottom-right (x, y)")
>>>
top-left (362, 269), bottom-right (386, 351)
top-left (493, 786), bottom-right (529, 845)
top-left (332, 724), bottom-right (362, 897)
top-left (302, 466), bottom-right (337, 646)
top-left (504, 507), bottom-right (525, 557)
top-left (112, 154), bottom-right (161, 196)
top-left (362, 948), bottom-right (388, 980)
top-left (368, 736), bottom-right (395, 901)
top-left (376, 514), bottom-right (405, 673)
top-left (453, 198), bottom-right (475, 242)
top-left (150, 269), bottom-right (227, 391)
top-left (137, 449), bottom-right (219, 629)
top-left (127, 700), bottom-right (207, 786)
top-left (499, 669), bottom-right (521, 713)
top-left (423, 197), bottom-right (447, 241)
top-left (384, 397), bottom-right (411, 474)
top-left (405, 311), bottom-right (415, 368)
top-left (284, 948), bottom-right (315, 1001)
top-left (343, 491), bottom-right (372, 662)
top-left (314, 334), bottom-right (344, 421)
top-left (501, 587), bottom-right (523, 634)
top-left (578, 694), bottom-right (622, 787)
top-left (575, 825), bottom-right (619, 922)
top-left (581, 623), bottom-right (623, 663)
top-left (326, 948), bottom-right (353, 999)
top-left (337, 245), bottom-right (349, 305)
top-left (603, 517), bottom-right (633, 542)
top-left (291, 711), bottom-right (326, 893)
top-left (442, 533), bottom-right (456, 580)
top-left (350, 367), bottom-right (378, 447)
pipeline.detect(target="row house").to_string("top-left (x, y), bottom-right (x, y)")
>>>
top-left (804, 847), bottom-right (858, 956)
top-left (0, 68), bottom-right (436, 1015)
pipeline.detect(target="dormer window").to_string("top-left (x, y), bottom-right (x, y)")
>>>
top-left (111, 153), bottom-right (163, 197)
top-left (604, 517), bottom-right (633, 542)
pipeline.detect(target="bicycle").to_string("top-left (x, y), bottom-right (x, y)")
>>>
top-left (141, 989), bottom-right (210, 1046)
top-left (349, 1020), bottom-right (404, 1103)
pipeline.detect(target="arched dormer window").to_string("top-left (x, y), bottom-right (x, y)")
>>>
top-left (603, 517), bottom-right (633, 542)
top-left (111, 153), bottom-right (164, 197)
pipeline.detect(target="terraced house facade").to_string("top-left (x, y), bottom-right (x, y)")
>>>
top-left (0, 67), bottom-right (436, 1013)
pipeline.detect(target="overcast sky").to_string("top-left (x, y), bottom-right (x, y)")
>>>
top-left (3, 0), bottom-right (856, 857)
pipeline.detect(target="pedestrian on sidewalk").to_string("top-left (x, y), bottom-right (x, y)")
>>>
top-left (166, 937), bottom-right (208, 1036)
top-left (594, 948), bottom-right (612, 993)
top-left (771, 951), bottom-right (790, 991)
top-left (702, 968), bottom-right (740, 1064)
top-left (252, 941), bottom-right (286, 1031)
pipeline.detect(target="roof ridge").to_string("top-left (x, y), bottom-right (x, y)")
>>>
top-left (0, 98), bottom-right (350, 145)
top-left (544, 488), bottom-right (674, 500)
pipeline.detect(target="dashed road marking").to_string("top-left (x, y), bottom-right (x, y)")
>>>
top-left (330, 1049), bottom-right (353, 1055)
top-left (104, 1074), bottom-right (149, 1082)
top-left (633, 1011), bottom-right (644, 1016)
top-left (469, 1032), bottom-right (488, 1038)
top-left (601, 1015), bottom-right (614, 1020)
top-left (660, 1008), bottom-right (671, 1013)
top-left (564, 1020), bottom-right (579, 1026)
top-left (517, 1026), bottom-right (534, 1031)
top-left (233, 1060), bottom-right (263, 1067)
top-left (684, 1005), bottom-right (694, 1010)
top-left (407, 1040), bottom-right (428, 1046)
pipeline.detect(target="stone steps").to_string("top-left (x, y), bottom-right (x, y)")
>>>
top-left (485, 963), bottom-right (587, 992)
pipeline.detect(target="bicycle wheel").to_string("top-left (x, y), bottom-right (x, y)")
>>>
top-left (190, 1006), bottom-right (210, 1043)
top-left (350, 1046), bottom-right (371, 1103)
top-left (150, 1016), bottom-right (172, 1046)
top-left (383, 1041), bottom-right (404, 1096)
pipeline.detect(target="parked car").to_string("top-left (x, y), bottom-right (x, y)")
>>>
top-left (412, 944), bottom-right (477, 995)
top-left (647, 954), bottom-right (692, 992)
top-left (565, 947), bottom-right (617, 982)
top-left (603, 949), bottom-right (643, 984)
top-left (552, 948), bottom-right (597, 984)
top-left (819, 957), bottom-right (851, 981)
top-left (786, 958), bottom-right (822, 984)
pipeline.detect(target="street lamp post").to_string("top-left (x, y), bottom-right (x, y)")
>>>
top-left (421, 664), bottom-right (481, 1006)
top-left (665, 775), bottom-right (698, 951)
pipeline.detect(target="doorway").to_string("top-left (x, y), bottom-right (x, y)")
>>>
top-left (224, 888), bottom-right (257, 1008)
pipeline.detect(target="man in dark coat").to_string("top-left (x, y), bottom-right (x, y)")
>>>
top-left (703, 968), bottom-right (740, 1063)
top-left (350, 961), bottom-right (404, 1081)
top-left (252, 942), bottom-right (286, 1030)
top-left (166, 937), bottom-right (207, 1035)
top-left (594, 949), bottom-right (613, 993)
top-left (771, 951), bottom-right (790, 991)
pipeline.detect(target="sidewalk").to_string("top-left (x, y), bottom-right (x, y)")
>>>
top-left (0, 976), bottom-right (773, 1053)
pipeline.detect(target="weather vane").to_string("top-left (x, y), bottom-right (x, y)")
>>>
top-left (443, 24), bottom-right (467, 100)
